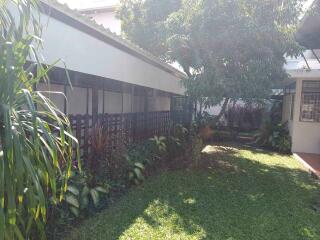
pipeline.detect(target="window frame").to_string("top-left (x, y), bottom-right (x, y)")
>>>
top-left (299, 80), bottom-right (320, 122)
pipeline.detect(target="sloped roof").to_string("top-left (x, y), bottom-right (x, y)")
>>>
top-left (39, 0), bottom-right (186, 79)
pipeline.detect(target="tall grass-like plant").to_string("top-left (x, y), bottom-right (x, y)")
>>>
top-left (0, 0), bottom-right (79, 239)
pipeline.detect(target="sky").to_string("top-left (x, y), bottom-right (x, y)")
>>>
top-left (57, 0), bottom-right (119, 9)
top-left (59, 0), bottom-right (315, 11)
top-left (304, 0), bottom-right (316, 11)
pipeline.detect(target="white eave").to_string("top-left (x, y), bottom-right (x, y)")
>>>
top-left (287, 69), bottom-right (320, 79)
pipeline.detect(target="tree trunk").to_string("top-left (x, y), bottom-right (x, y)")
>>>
top-left (199, 99), bottom-right (203, 116)
top-left (182, 66), bottom-right (192, 78)
top-left (213, 98), bottom-right (230, 124)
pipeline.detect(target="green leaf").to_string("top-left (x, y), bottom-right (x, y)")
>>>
top-left (80, 196), bottom-right (89, 209)
top-left (95, 186), bottom-right (108, 194)
top-left (134, 162), bottom-right (145, 170)
top-left (129, 172), bottom-right (134, 180)
top-left (65, 194), bottom-right (80, 208)
top-left (90, 189), bottom-right (100, 207)
top-left (81, 186), bottom-right (90, 198)
top-left (134, 168), bottom-right (142, 177)
top-left (70, 206), bottom-right (79, 217)
top-left (67, 185), bottom-right (80, 196)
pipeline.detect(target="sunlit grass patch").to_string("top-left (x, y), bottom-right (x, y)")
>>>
top-left (119, 199), bottom-right (206, 240)
top-left (67, 145), bottom-right (320, 240)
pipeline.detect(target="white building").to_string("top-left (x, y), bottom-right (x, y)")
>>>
top-left (282, 0), bottom-right (320, 154)
top-left (37, 0), bottom-right (185, 117)
top-left (79, 3), bottom-right (121, 35)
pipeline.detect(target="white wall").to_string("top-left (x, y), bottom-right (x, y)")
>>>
top-left (104, 91), bottom-right (122, 113)
top-left (38, 82), bottom-right (171, 115)
top-left (123, 93), bottom-right (132, 113)
top-left (87, 11), bottom-right (121, 35)
top-left (291, 79), bottom-right (320, 154)
top-left (282, 93), bottom-right (294, 135)
top-left (37, 9), bottom-right (184, 95)
top-left (66, 86), bottom-right (92, 115)
top-left (133, 96), bottom-right (144, 112)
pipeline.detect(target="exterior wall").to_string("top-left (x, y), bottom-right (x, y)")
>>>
top-left (32, 8), bottom-right (178, 116)
top-left (154, 96), bottom-right (171, 111)
top-left (87, 11), bottom-right (121, 35)
top-left (37, 82), bottom-right (171, 115)
top-left (282, 94), bottom-right (294, 135)
top-left (122, 93), bottom-right (133, 113)
top-left (103, 91), bottom-right (123, 113)
top-left (67, 86), bottom-right (92, 115)
top-left (146, 90), bottom-right (171, 112)
top-left (36, 9), bottom-right (185, 95)
top-left (290, 79), bottom-right (320, 154)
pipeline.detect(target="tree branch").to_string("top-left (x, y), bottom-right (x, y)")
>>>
top-left (182, 66), bottom-right (192, 78)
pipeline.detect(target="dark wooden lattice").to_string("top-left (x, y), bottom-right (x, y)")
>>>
top-left (69, 111), bottom-right (187, 162)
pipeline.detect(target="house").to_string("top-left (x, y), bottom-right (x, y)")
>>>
top-left (34, 0), bottom-right (187, 159)
top-left (282, 0), bottom-right (320, 155)
top-left (77, 1), bottom-right (121, 35)
top-left (36, 0), bottom-right (185, 116)
top-left (76, 0), bottom-right (186, 72)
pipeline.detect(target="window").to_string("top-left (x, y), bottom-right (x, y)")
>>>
top-left (300, 81), bottom-right (320, 122)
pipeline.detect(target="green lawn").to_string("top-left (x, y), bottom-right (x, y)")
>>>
top-left (68, 145), bottom-right (320, 240)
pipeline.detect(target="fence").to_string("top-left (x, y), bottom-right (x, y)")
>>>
top-left (69, 110), bottom-right (190, 161)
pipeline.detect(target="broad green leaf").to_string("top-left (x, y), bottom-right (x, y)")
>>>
top-left (70, 207), bottom-right (80, 217)
top-left (134, 162), bottom-right (145, 170)
top-left (67, 185), bottom-right (80, 196)
top-left (90, 189), bottom-right (100, 207)
top-left (95, 186), bottom-right (108, 194)
top-left (65, 194), bottom-right (80, 208)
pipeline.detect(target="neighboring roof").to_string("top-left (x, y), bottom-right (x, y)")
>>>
top-left (296, 0), bottom-right (320, 48)
top-left (57, 0), bottom-right (118, 10)
top-left (39, 0), bottom-right (186, 79)
top-left (78, 5), bottom-right (118, 14)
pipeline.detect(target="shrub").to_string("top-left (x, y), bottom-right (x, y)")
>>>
top-left (212, 130), bottom-right (235, 142)
top-left (0, 1), bottom-right (78, 238)
top-left (124, 137), bottom-right (167, 185)
top-left (167, 123), bottom-right (194, 160)
top-left (255, 121), bottom-right (291, 153)
top-left (106, 151), bottom-right (130, 186)
top-left (47, 169), bottom-right (109, 238)
top-left (90, 125), bottom-right (109, 182)
top-left (224, 103), bottom-right (263, 131)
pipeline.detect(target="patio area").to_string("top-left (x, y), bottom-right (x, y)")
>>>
top-left (294, 153), bottom-right (320, 178)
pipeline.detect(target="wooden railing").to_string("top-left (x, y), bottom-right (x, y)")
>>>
top-left (69, 111), bottom-right (190, 161)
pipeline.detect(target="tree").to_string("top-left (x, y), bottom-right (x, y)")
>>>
top-left (118, 0), bottom-right (305, 121)
top-left (0, 1), bottom-right (78, 239)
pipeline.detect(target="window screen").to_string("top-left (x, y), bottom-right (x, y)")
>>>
top-left (300, 81), bottom-right (320, 122)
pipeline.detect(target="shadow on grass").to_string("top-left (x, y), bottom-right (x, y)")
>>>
top-left (67, 145), bottom-right (320, 240)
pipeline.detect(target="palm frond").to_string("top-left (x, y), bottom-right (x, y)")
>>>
top-left (0, 0), bottom-right (79, 239)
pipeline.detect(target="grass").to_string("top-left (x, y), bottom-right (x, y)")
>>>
top-left (67, 145), bottom-right (320, 240)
